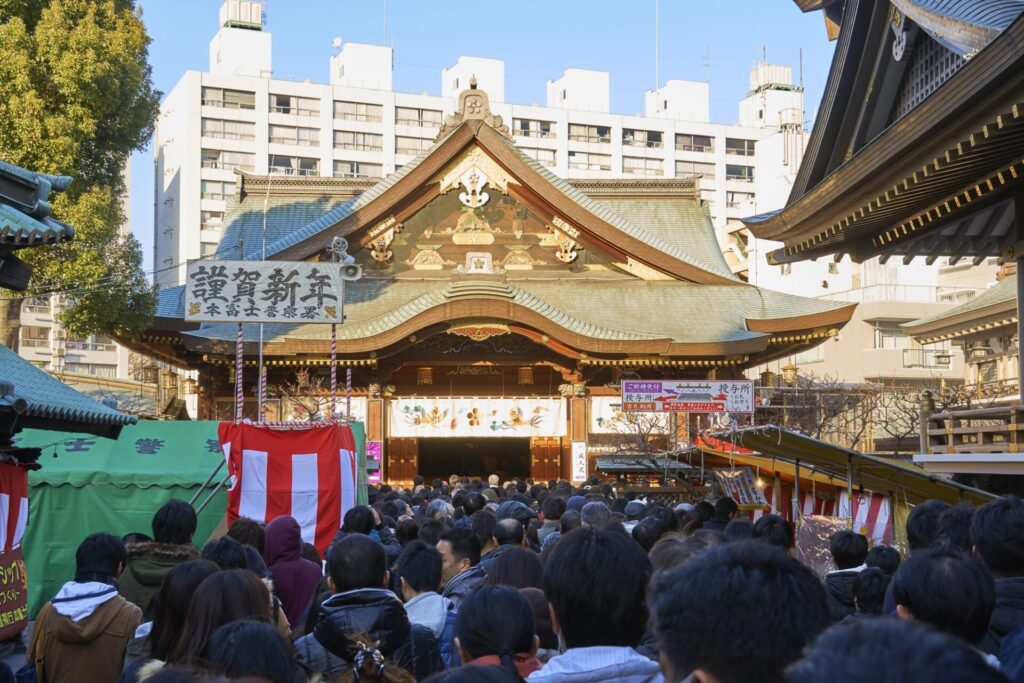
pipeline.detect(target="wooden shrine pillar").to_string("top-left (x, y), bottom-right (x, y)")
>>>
top-left (368, 397), bottom-right (385, 478)
top-left (563, 396), bottom-right (587, 481)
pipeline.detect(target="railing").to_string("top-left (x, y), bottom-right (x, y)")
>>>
top-left (569, 162), bottom-right (612, 171)
top-left (397, 117), bottom-right (440, 128)
top-left (66, 341), bottom-right (117, 352)
top-left (515, 129), bottom-right (556, 139)
top-left (820, 284), bottom-right (982, 304)
top-left (203, 130), bottom-right (255, 141)
top-left (676, 143), bottom-right (713, 153)
top-left (201, 192), bottom-right (228, 200)
top-left (624, 139), bottom-right (663, 148)
top-left (336, 143), bottom-right (383, 152)
top-left (725, 147), bottom-right (755, 156)
top-left (22, 304), bottom-right (50, 314)
top-left (335, 112), bottom-right (383, 122)
top-left (270, 105), bottom-right (319, 116)
top-left (569, 134), bottom-right (611, 144)
top-left (623, 167), bottom-right (661, 176)
top-left (269, 166), bottom-right (319, 176)
top-left (902, 348), bottom-right (954, 368)
top-left (20, 338), bottom-right (49, 348)
top-left (726, 173), bottom-right (754, 182)
top-left (922, 403), bottom-right (1024, 454)
top-left (269, 136), bottom-right (319, 146)
top-left (201, 99), bottom-right (255, 110)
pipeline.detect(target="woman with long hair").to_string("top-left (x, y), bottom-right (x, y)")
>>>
top-left (201, 620), bottom-right (304, 683)
top-left (453, 585), bottom-right (539, 681)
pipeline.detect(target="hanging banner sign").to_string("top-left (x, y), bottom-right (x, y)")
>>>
top-left (589, 396), bottom-right (671, 435)
top-left (0, 548), bottom-right (27, 640)
top-left (621, 380), bottom-right (754, 413)
top-left (185, 260), bottom-right (347, 323)
top-left (714, 467), bottom-right (769, 509)
top-left (389, 398), bottom-right (567, 438)
top-left (571, 441), bottom-right (588, 483)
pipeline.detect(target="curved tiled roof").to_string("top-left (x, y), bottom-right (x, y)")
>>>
top-left (904, 275), bottom-right (1015, 330)
top-left (0, 159), bottom-right (75, 248)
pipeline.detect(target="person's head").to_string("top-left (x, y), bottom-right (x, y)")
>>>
top-left (544, 526), bottom-right (651, 649)
top-left (935, 502), bottom-right (974, 553)
top-left (645, 505), bottom-right (679, 533)
top-left (865, 545), bottom-right (901, 576)
top-left (651, 540), bottom-right (830, 683)
top-left (328, 534), bottom-right (388, 593)
top-left (153, 499), bottom-right (198, 546)
top-left (423, 666), bottom-right (519, 682)
top-left (122, 532), bottom-right (151, 545)
top-left (852, 567), bottom-right (888, 615)
top-left (454, 585), bottom-right (537, 679)
top-left (649, 531), bottom-right (723, 574)
top-left (519, 587), bottom-right (557, 651)
top-left (723, 519), bottom-right (754, 542)
top-left (542, 496), bottom-right (566, 523)
top-left (428, 498), bottom-right (456, 521)
top-left (484, 545), bottom-right (544, 590)
top-left (341, 506), bottom-right (376, 535)
top-left (784, 618), bottom-right (1010, 683)
top-left (693, 500), bottom-right (715, 525)
top-left (493, 518), bottom-right (524, 547)
top-left (469, 510), bottom-right (497, 550)
top-left (147, 559), bottom-right (220, 660)
top-left (624, 500), bottom-right (646, 521)
top-left (891, 547), bottom-right (995, 645)
top-left (418, 519), bottom-right (449, 549)
top-left (752, 514), bottom-right (794, 552)
top-left (580, 501), bottom-right (613, 529)
top-left (74, 533), bottom-right (127, 583)
top-left (495, 500), bottom-right (536, 527)
top-left (906, 499), bottom-right (950, 552)
top-left (301, 542), bottom-right (321, 566)
top-left (463, 492), bottom-right (486, 518)
top-left (202, 536), bottom-right (248, 570)
top-left (437, 527), bottom-right (481, 585)
top-left (829, 530), bottom-right (869, 570)
top-left (395, 540), bottom-right (442, 601)
top-left (226, 517), bottom-right (265, 556)
top-left (632, 517), bottom-right (669, 552)
top-left (971, 495), bottom-right (1024, 578)
top-left (559, 509), bottom-right (581, 534)
top-left (712, 497), bottom-right (739, 522)
top-left (169, 569), bottom-right (272, 664)
top-left (201, 620), bottom-right (299, 683)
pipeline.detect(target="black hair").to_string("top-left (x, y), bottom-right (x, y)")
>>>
top-left (469, 510), bottom-right (497, 551)
top-left (152, 499), bottom-right (198, 546)
top-left (651, 540), bottom-right (830, 683)
top-left (649, 532), bottom-right (723, 574)
top-left (632, 517), bottom-right (669, 552)
top-left (712, 497), bottom-right (738, 521)
top-left (785, 617), bottom-right (1009, 683)
top-left (75, 533), bottom-right (127, 582)
top-left (455, 585), bottom-right (535, 678)
top-left (201, 620), bottom-right (300, 683)
top-left (396, 517), bottom-right (420, 546)
top-left (395, 540), bottom-right (443, 594)
top-left (341, 506), bottom-right (376, 535)
top-left (906, 499), bottom-right (950, 551)
top-left (440, 527), bottom-right (482, 567)
top-left (693, 500), bottom-right (715, 524)
top-left (865, 545), bottom-right (901, 576)
top-left (243, 545), bottom-right (271, 580)
top-left (226, 517), bottom-right (265, 556)
top-left (853, 567), bottom-right (888, 615)
top-left (418, 519), bottom-right (449, 549)
top-left (890, 547), bottom-right (995, 645)
top-left (146, 669), bottom-right (225, 683)
top-left (515, 480), bottom-right (528, 495)
top-left (301, 542), bottom-right (321, 566)
top-left (829, 530), bottom-right (869, 570)
top-left (327, 534), bottom-right (387, 592)
top-left (414, 475), bottom-right (425, 486)
top-left (484, 546), bottom-right (544, 590)
top-left (645, 505), bottom-right (679, 532)
top-left (935, 502), bottom-right (975, 553)
top-left (544, 527), bottom-right (651, 648)
top-left (971, 495), bottom-right (1024, 577)
top-left (423, 666), bottom-right (520, 682)
top-left (463, 492), bottom-right (486, 517)
top-left (201, 536), bottom-right (248, 570)
top-left (541, 496), bottom-right (566, 522)
top-left (723, 519), bottom-right (754, 542)
top-left (147, 559), bottom-right (220, 660)
top-left (752, 514), bottom-right (794, 552)
top-left (493, 518), bottom-right (524, 546)
top-left (559, 509), bottom-right (581, 534)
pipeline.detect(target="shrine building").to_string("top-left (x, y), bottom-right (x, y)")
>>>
top-left (127, 84), bottom-right (856, 483)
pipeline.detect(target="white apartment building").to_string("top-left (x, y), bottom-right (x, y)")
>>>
top-left (153, 0), bottom-right (806, 288)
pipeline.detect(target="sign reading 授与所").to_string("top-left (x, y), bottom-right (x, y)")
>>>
top-left (621, 380), bottom-right (754, 413)
top-left (185, 261), bottom-right (345, 323)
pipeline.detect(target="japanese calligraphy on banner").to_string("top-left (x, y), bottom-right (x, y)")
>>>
top-left (0, 548), bottom-right (27, 640)
top-left (589, 396), bottom-right (671, 435)
top-left (621, 380), bottom-right (754, 413)
top-left (571, 441), bottom-right (588, 483)
top-left (714, 467), bottom-right (769, 509)
top-left (185, 261), bottom-right (345, 323)
top-left (389, 398), bottom-right (567, 438)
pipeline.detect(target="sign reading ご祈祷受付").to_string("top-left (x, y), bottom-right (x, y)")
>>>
top-left (621, 380), bottom-right (754, 413)
top-left (185, 261), bottom-right (346, 323)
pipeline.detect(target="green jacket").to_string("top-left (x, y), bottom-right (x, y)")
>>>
top-left (118, 542), bottom-right (199, 615)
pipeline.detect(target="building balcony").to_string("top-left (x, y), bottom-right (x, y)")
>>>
top-left (268, 166), bottom-right (319, 177)
top-left (861, 347), bottom-right (963, 381)
top-left (820, 284), bottom-right (982, 304)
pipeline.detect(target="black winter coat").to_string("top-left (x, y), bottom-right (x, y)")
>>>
top-left (824, 570), bottom-right (860, 622)
top-left (982, 577), bottom-right (1024, 654)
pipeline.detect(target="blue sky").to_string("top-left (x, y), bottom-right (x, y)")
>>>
top-left (131, 0), bottom-right (836, 273)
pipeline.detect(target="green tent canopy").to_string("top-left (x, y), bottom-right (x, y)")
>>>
top-left (13, 420), bottom-right (366, 616)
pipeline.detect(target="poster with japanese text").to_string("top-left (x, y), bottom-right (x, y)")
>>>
top-left (185, 261), bottom-right (345, 323)
top-left (621, 380), bottom-right (754, 413)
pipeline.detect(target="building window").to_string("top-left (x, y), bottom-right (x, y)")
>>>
top-left (676, 133), bottom-right (714, 153)
top-left (20, 325), bottom-right (50, 348)
top-left (269, 125), bottom-right (320, 146)
top-left (726, 191), bottom-right (755, 209)
top-left (875, 328), bottom-right (909, 350)
top-left (200, 241), bottom-right (219, 257)
top-left (201, 87), bottom-right (255, 110)
top-left (725, 138), bottom-right (756, 156)
top-left (64, 362), bottom-right (117, 378)
top-left (623, 156), bottom-right (662, 176)
top-left (513, 119), bottom-right (556, 139)
top-left (334, 131), bottom-right (383, 152)
top-left (623, 129), bottom-right (663, 148)
top-left (396, 107), bottom-right (443, 127)
top-left (268, 154), bottom-right (319, 176)
top-left (333, 160), bottom-right (383, 178)
top-left (200, 180), bottom-right (236, 200)
top-left (200, 210), bottom-right (224, 230)
top-left (394, 136), bottom-right (431, 155)
top-left (568, 124), bottom-right (611, 144)
top-left (522, 148), bottom-right (557, 167)
top-left (567, 151), bottom-right (612, 171)
top-left (334, 100), bottom-right (383, 122)
top-left (201, 118), bottom-right (255, 141)
top-left (66, 335), bottom-right (117, 352)
top-left (269, 94), bottom-right (320, 117)
top-left (675, 161), bottom-right (716, 180)
top-left (22, 297), bottom-right (50, 315)
top-left (793, 345), bottom-right (825, 364)
top-left (726, 164), bottom-right (754, 182)
top-left (201, 149), bottom-right (254, 172)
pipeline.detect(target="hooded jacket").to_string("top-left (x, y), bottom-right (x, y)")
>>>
top-left (405, 591), bottom-right (459, 668)
top-left (31, 581), bottom-right (142, 683)
top-left (265, 515), bottom-right (324, 627)
top-left (118, 542), bottom-right (198, 614)
top-left (824, 566), bottom-right (865, 622)
top-left (294, 588), bottom-right (442, 680)
top-left (441, 563), bottom-right (487, 607)
top-left (982, 577), bottom-right (1024, 654)
top-left (527, 645), bottom-right (664, 683)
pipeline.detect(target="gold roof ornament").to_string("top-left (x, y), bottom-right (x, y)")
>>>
top-left (436, 78), bottom-right (512, 141)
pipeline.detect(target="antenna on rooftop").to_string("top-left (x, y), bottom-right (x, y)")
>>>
top-left (702, 47), bottom-right (712, 84)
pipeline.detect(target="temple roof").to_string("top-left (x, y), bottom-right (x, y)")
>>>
top-left (903, 275), bottom-right (1016, 341)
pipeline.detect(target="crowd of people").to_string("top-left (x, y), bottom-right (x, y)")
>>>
top-left (15, 473), bottom-right (1024, 682)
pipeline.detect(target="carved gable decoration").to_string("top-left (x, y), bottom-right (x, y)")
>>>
top-left (437, 79), bottom-right (512, 140)
top-left (434, 145), bottom-right (512, 203)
